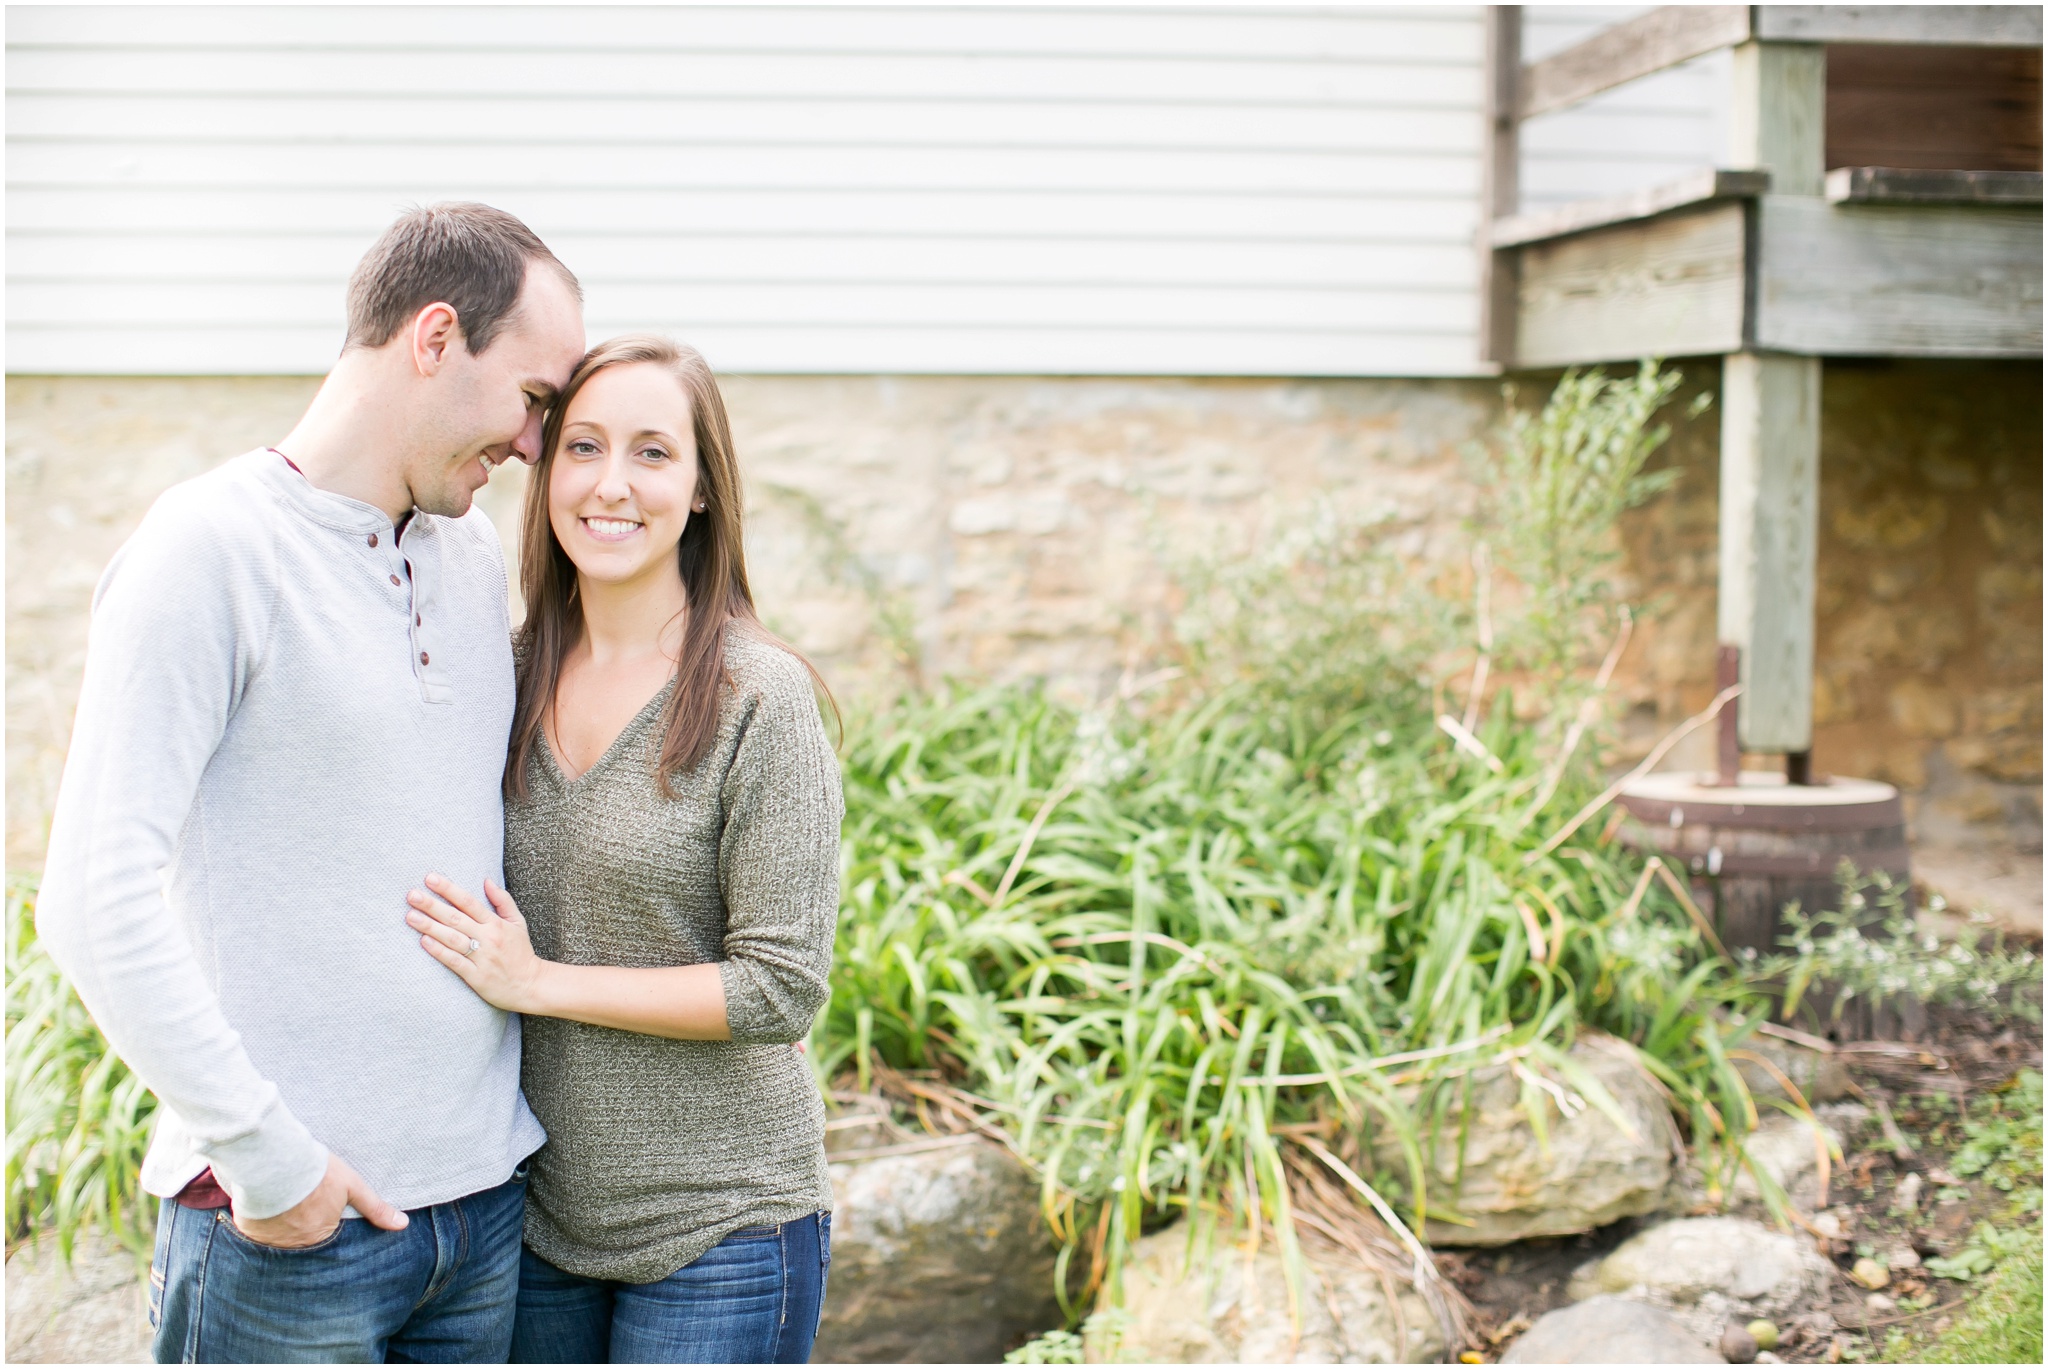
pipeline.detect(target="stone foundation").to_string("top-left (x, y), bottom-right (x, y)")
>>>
top-left (7, 363), bottom-right (2038, 872)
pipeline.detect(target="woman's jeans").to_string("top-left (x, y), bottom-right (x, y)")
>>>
top-left (510, 1213), bottom-right (831, 1364)
top-left (148, 1172), bottom-right (528, 1363)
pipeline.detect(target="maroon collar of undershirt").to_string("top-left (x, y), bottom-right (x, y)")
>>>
top-left (270, 447), bottom-right (410, 538)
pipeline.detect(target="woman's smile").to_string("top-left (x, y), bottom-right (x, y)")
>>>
top-left (581, 516), bottom-right (643, 541)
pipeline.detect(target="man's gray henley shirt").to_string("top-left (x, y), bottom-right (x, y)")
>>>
top-left (37, 450), bottom-right (544, 1220)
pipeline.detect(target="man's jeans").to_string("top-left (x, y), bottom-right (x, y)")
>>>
top-left (148, 1170), bottom-right (527, 1363)
top-left (509, 1212), bottom-right (830, 1364)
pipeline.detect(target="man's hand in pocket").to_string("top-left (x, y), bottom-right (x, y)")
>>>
top-left (232, 1153), bottom-right (409, 1248)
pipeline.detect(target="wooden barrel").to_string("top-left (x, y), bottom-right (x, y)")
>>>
top-left (1615, 771), bottom-right (1909, 952)
top-left (1613, 771), bottom-right (1920, 1040)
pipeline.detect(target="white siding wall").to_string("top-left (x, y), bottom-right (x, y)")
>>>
top-left (1519, 5), bottom-right (1729, 211)
top-left (7, 5), bottom-right (1494, 376)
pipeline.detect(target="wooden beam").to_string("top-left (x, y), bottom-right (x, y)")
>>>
top-left (1479, 6), bottom-right (1521, 367)
top-left (1719, 352), bottom-right (1820, 753)
top-left (1757, 6), bottom-right (2044, 48)
top-left (1512, 202), bottom-right (1749, 368)
top-left (1518, 6), bottom-right (1751, 120)
top-left (1490, 169), bottom-right (1771, 248)
top-left (1825, 166), bottom-right (2044, 204)
top-left (1754, 196), bottom-right (2044, 355)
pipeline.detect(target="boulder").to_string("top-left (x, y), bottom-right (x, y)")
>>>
top-left (1565, 1217), bottom-right (1836, 1346)
top-left (1097, 1225), bottom-right (1447, 1363)
top-left (813, 1136), bottom-right (1062, 1363)
top-left (1377, 1037), bottom-right (1677, 1245)
top-left (1501, 1296), bottom-right (1724, 1364)
top-left (1730, 1106), bottom-right (1864, 1206)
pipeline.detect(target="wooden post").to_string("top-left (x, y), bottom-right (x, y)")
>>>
top-left (1479, 5), bottom-right (1521, 367)
top-left (1719, 352), bottom-right (1820, 752)
top-left (1720, 37), bottom-right (1825, 758)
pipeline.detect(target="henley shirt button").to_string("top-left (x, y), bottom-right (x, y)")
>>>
top-left (389, 574), bottom-right (402, 587)
top-left (367, 533), bottom-right (378, 547)
top-left (420, 651), bottom-right (430, 665)
top-left (416, 613), bottom-right (422, 626)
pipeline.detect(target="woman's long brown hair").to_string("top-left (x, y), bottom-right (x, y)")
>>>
top-left (505, 334), bottom-right (826, 799)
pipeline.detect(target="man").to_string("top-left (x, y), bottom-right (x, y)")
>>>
top-left (37, 203), bottom-right (586, 1362)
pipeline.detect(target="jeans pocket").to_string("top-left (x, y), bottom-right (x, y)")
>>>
top-left (214, 1209), bottom-right (350, 1255)
top-left (818, 1211), bottom-right (832, 1270)
top-left (723, 1223), bottom-right (783, 1243)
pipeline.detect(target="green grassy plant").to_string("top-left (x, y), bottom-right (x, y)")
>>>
top-left (5, 875), bottom-right (156, 1258)
top-left (816, 672), bottom-right (1772, 1315)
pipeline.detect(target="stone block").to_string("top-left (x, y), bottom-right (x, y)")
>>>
top-left (1501, 1296), bottom-right (1723, 1364)
top-left (1565, 1216), bottom-right (1836, 1348)
top-left (5, 1228), bottom-right (153, 1364)
top-left (1375, 1037), bottom-right (1676, 1247)
top-left (1097, 1225), bottom-right (1446, 1364)
top-left (1887, 680), bottom-right (1959, 739)
top-left (814, 1138), bottom-right (1061, 1364)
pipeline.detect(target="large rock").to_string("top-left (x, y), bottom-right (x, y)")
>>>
top-left (1378, 1037), bottom-right (1677, 1245)
top-left (814, 1136), bottom-right (1062, 1363)
top-left (1565, 1216), bottom-right (1836, 1346)
top-left (5, 1228), bottom-right (152, 1365)
top-left (1731, 1106), bottom-right (1863, 1206)
top-left (1098, 1225), bottom-right (1447, 1364)
top-left (1501, 1296), bottom-right (1724, 1364)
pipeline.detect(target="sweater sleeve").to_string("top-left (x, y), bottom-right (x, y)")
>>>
top-left (35, 489), bottom-right (330, 1219)
top-left (714, 647), bottom-right (844, 1045)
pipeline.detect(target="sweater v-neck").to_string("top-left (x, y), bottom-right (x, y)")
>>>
top-left (542, 677), bottom-right (678, 788)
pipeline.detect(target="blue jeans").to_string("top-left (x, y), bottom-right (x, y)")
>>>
top-left (148, 1170), bottom-right (528, 1363)
top-left (510, 1212), bottom-right (831, 1364)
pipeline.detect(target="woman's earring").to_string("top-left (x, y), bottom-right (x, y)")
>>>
top-left (694, 500), bottom-right (707, 512)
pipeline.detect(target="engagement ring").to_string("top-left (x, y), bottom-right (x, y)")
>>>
top-left (465, 938), bottom-right (481, 957)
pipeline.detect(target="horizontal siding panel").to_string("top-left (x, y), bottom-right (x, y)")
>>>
top-left (8, 325), bottom-right (1486, 378)
top-left (8, 141), bottom-right (1484, 195)
top-left (11, 6), bottom-right (1483, 62)
top-left (10, 49), bottom-right (1477, 106)
top-left (9, 234), bottom-right (1479, 291)
top-left (10, 188), bottom-right (1481, 242)
top-left (10, 280), bottom-right (1471, 334)
top-left (9, 92), bottom-right (1484, 146)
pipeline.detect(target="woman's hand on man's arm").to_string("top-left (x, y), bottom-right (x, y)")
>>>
top-left (407, 875), bottom-right (732, 1041)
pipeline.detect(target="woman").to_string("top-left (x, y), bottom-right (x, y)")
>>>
top-left (403, 334), bottom-right (842, 1364)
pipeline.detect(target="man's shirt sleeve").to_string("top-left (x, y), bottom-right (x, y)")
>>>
top-left (35, 490), bottom-right (329, 1219)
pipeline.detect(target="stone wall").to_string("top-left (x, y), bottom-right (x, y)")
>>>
top-left (6, 363), bottom-right (2038, 872)
top-left (1608, 359), bottom-right (2043, 860)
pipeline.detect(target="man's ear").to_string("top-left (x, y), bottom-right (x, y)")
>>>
top-left (409, 302), bottom-right (463, 377)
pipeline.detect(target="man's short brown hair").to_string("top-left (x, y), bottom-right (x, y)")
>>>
top-left (345, 203), bottom-right (581, 355)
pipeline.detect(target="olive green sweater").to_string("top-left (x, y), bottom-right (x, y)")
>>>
top-left (505, 629), bottom-right (842, 1282)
